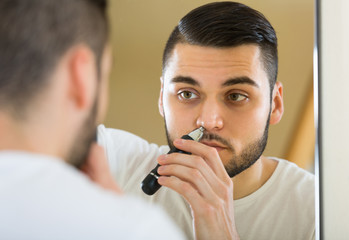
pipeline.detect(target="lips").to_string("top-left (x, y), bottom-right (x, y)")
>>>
top-left (200, 140), bottom-right (227, 151)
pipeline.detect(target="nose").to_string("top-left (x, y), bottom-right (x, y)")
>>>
top-left (196, 98), bottom-right (224, 131)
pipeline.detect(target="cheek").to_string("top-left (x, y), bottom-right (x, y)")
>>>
top-left (228, 102), bottom-right (270, 145)
top-left (162, 93), bottom-right (196, 138)
top-left (244, 106), bottom-right (270, 138)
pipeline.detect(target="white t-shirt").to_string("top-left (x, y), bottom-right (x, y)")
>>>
top-left (0, 151), bottom-right (184, 240)
top-left (98, 125), bottom-right (315, 240)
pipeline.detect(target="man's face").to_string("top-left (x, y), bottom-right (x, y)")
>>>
top-left (68, 46), bottom-right (112, 168)
top-left (159, 44), bottom-right (278, 177)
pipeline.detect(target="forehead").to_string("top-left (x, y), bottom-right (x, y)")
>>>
top-left (163, 44), bottom-right (268, 88)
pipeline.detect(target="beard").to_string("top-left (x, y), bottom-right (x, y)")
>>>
top-left (164, 114), bottom-right (270, 178)
top-left (223, 119), bottom-right (269, 177)
top-left (66, 99), bottom-right (98, 168)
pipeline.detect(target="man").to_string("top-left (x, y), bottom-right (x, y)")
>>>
top-left (99, 1), bottom-right (315, 240)
top-left (0, 0), bottom-right (184, 239)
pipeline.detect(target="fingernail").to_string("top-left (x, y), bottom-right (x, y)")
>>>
top-left (158, 154), bottom-right (166, 163)
top-left (158, 166), bottom-right (165, 173)
top-left (174, 139), bottom-right (183, 145)
top-left (157, 176), bottom-right (166, 185)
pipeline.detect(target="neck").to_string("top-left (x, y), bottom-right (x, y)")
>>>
top-left (0, 112), bottom-right (63, 159)
top-left (232, 156), bottom-right (278, 200)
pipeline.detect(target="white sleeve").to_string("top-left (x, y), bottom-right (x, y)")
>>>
top-left (97, 124), bottom-right (169, 188)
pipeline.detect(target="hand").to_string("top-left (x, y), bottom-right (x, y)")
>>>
top-left (157, 139), bottom-right (239, 240)
top-left (80, 143), bottom-right (122, 194)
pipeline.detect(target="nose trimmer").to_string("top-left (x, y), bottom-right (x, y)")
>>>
top-left (141, 127), bottom-right (205, 195)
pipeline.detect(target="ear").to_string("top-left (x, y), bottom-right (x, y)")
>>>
top-left (68, 45), bottom-right (97, 111)
top-left (269, 81), bottom-right (284, 125)
top-left (158, 77), bottom-right (164, 117)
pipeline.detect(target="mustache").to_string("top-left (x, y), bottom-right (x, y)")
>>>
top-left (200, 132), bottom-right (234, 152)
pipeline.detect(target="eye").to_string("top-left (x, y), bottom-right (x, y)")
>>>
top-left (178, 91), bottom-right (199, 100)
top-left (227, 93), bottom-right (247, 102)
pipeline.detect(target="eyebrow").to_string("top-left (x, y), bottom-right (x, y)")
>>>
top-left (222, 77), bottom-right (259, 88)
top-left (171, 75), bottom-right (259, 88)
top-left (171, 76), bottom-right (200, 86)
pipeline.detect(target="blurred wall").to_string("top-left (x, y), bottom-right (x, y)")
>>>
top-left (104, 0), bottom-right (314, 159)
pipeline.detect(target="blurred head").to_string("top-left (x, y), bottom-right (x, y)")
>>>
top-left (0, 0), bottom-right (110, 167)
top-left (159, 2), bottom-right (283, 177)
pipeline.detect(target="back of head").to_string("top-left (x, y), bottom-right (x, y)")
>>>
top-left (162, 1), bottom-right (278, 90)
top-left (0, 0), bottom-right (108, 118)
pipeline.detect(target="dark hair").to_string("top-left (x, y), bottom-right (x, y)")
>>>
top-left (162, 1), bottom-right (278, 91)
top-left (0, 0), bottom-right (108, 117)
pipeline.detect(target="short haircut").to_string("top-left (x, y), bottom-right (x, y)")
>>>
top-left (162, 1), bottom-right (278, 92)
top-left (0, 0), bottom-right (108, 117)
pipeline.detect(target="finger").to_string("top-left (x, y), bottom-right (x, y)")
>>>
top-left (158, 164), bottom-right (219, 204)
top-left (158, 153), bottom-right (218, 186)
top-left (172, 139), bottom-right (231, 182)
top-left (158, 175), bottom-right (213, 214)
top-left (158, 153), bottom-right (232, 201)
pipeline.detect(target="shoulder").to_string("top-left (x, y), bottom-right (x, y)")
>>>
top-left (64, 162), bottom-right (185, 239)
top-left (97, 124), bottom-right (169, 155)
top-left (272, 158), bottom-right (314, 189)
top-left (266, 158), bottom-right (315, 212)
top-left (269, 158), bottom-right (315, 238)
top-left (0, 153), bottom-right (184, 239)
top-left (98, 124), bottom-right (149, 146)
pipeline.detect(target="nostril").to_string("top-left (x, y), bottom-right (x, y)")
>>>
top-left (196, 119), bottom-right (223, 131)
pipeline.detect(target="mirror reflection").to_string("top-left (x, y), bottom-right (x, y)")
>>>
top-left (106, 0), bottom-right (315, 171)
top-left (104, 1), bottom-right (315, 240)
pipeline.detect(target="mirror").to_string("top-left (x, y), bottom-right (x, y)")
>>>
top-left (104, 0), bottom-right (318, 239)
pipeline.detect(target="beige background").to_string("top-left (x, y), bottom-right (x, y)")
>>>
top-left (104, 0), bottom-right (314, 161)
